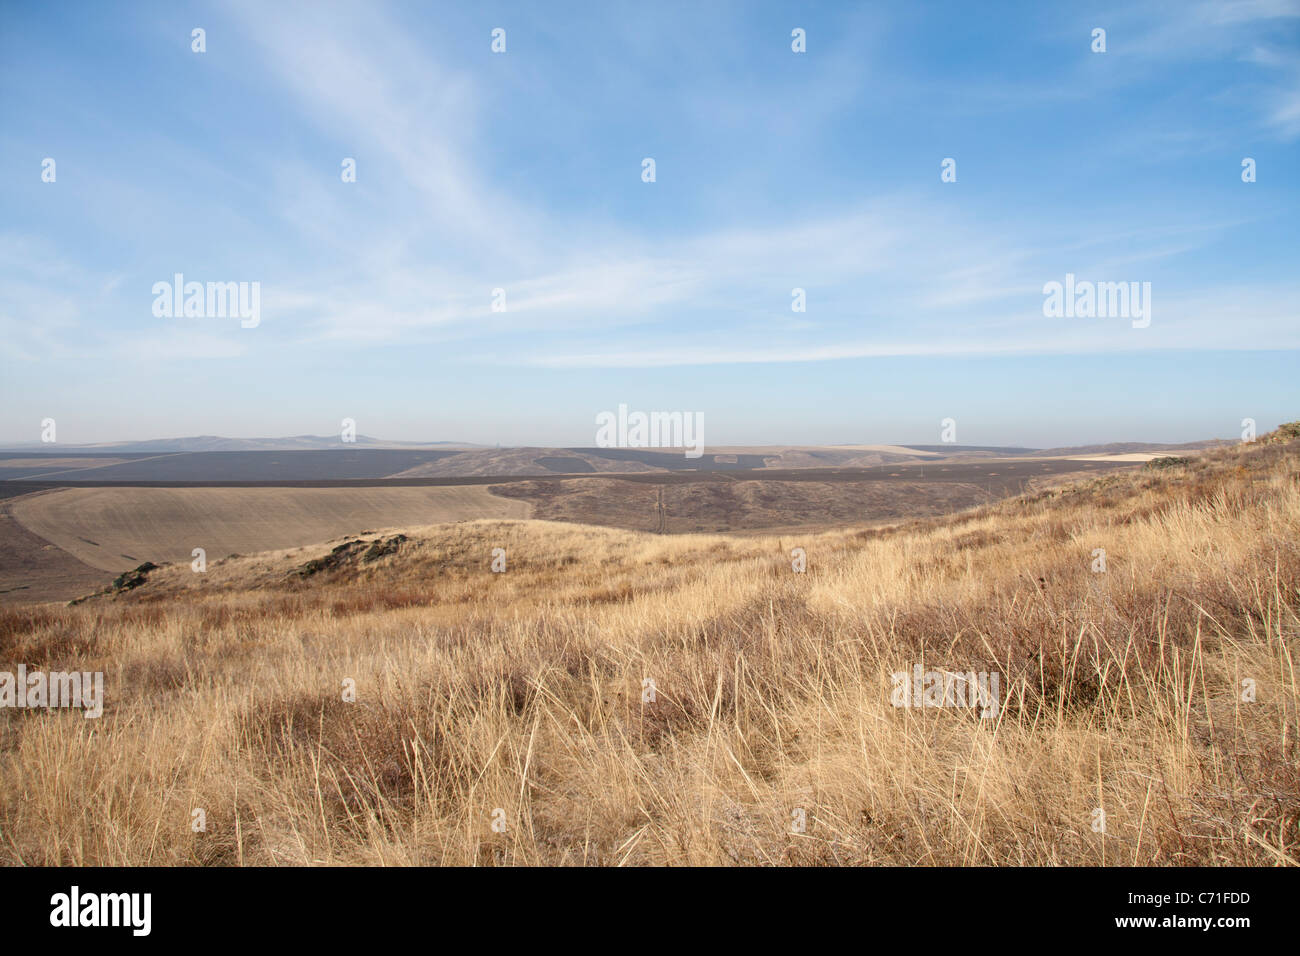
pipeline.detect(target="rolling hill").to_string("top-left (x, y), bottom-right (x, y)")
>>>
top-left (1, 425), bottom-right (1295, 865)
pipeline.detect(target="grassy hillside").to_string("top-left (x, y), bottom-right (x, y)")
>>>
top-left (1, 429), bottom-right (1297, 865)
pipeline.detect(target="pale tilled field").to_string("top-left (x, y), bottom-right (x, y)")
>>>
top-left (0, 430), bottom-right (1296, 865)
top-left (9, 485), bottom-right (530, 572)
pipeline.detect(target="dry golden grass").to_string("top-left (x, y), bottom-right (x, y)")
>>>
top-left (0, 430), bottom-right (1297, 866)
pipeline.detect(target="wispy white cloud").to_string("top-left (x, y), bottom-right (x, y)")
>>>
top-left (514, 279), bottom-right (1300, 368)
top-left (5, 0), bottom-right (1295, 379)
top-left (228, 0), bottom-right (542, 263)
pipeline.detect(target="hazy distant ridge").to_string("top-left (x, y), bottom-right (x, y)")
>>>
top-left (0, 435), bottom-right (480, 453)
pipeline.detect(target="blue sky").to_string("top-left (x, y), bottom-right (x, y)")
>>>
top-left (1, 0), bottom-right (1297, 447)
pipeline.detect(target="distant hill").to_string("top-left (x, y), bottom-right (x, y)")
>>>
top-left (898, 444), bottom-right (1040, 455)
top-left (0, 434), bottom-right (1236, 464)
top-left (0, 435), bottom-right (480, 453)
top-left (1031, 439), bottom-right (1232, 457)
top-left (898, 440), bottom-right (1230, 458)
